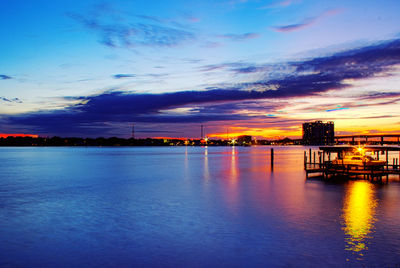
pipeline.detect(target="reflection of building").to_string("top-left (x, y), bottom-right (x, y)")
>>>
top-left (302, 121), bottom-right (334, 145)
top-left (237, 135), bottom-right (252, 145)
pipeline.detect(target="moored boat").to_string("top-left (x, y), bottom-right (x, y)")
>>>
top-left (332, 147), bottom-right (386, 167)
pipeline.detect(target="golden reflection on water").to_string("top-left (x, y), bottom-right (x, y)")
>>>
top-left (342, 181), bottom-right (377, 258)
top-left (203, 147), bottom-right (210, 181)
top-left (231, 147), bottom-right (238, 180)
top-left (222, 146), bottom-right (239, 213)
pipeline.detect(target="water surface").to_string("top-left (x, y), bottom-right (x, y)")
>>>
top-left (1, 146), bottom-right (400, 267)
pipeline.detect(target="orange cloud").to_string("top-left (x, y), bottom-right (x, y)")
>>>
top-left (207, 126), bottom-right (302, 139)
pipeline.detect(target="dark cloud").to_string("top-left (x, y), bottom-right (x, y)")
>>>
top-left (199, 62), bottom-right (243, 72)
top-left (0, 74), bottom-right (12, 80)
top-left (358, 91), bottom-right (400, 100)
top-left (3, 85), bottom-right (313, 136)
top-left (135, 129), bottom-right (183, 133)
top-left (0, 76), bottom-right (350, 136)
top-left (143, 73), bottom-right (169, 78)
top-left (294, 39), bottom-right (400, 75)
top-left (231, 65), bottom-right (272, 74)
top-left (272, 8), bottom-right (342, 32)
top-left (272, 18), bottom-right (315, 32)
top-left (68, 11), bottom-right (195, 48)
top-left (189, 100), bottom-right (284, 116)
top-left (3, 38), bottom-right (400, 136)
top-left (1, 97), bottom-right (22, 103)
top-left (216, 33), bottom-right (260, 41)
top-left (199, 61), bottom-right (285, 74)
top-left (113, 74), bottom-right (135, 79)
top-left (233, 66), bottom-right (263, 73)
top-left (299, 97), bottom-right (400, 113)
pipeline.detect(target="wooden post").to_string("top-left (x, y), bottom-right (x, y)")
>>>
top-left (398, 158), bottom-right (400, 179)
top-left (271, 148), bottom-right (274, 169)
top-left (313, 151), bottom-right (316, 165)
top-left (386, 150), bottom-right (389, 170)
top-left (377, 151), bottom-right (379, 160)
top-left (304, 151), bottom-right (307, 168)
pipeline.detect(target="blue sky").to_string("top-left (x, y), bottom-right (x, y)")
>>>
top-left (1, 0), bottom-right (400, 138)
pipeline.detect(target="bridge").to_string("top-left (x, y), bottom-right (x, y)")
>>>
top-left (335, 134), bottom-right (400, 145)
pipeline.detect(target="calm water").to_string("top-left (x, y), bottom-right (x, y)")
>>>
top-left (1, 146), bottom-right (400, 267)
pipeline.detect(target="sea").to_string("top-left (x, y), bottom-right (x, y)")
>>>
top-left (1, 146), bottom-right (400, 267)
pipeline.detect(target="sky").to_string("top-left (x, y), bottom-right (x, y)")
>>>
top-left (0, 0), bottom-right (399, 139)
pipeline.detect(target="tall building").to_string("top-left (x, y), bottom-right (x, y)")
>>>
top-left (302, 121), bottom-right (334, 145)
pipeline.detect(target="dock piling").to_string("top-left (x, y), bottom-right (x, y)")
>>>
top-left (386, 150), bottom-right (389, 170)
top-left (271, 148), bottom-right (274, 169)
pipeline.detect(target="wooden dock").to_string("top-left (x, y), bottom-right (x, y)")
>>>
top-left (304, 146), bottom-right (400, 182)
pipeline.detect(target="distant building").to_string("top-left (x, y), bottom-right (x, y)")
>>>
top-left (237, 135), bottom-right (252, 145)
top-left (302, 121), bottom-right (334, 145)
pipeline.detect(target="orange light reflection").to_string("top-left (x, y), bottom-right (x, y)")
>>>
top-left (221, 147), bottom-right (240, 214)
top-left (342, 181), bottom-right (377, 259)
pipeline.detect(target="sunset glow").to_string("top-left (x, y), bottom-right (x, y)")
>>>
top-left (0, 133), bottom-right (38, 138)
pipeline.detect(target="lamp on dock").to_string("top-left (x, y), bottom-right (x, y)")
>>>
top-left (356, 147), bottom-right (365, 155)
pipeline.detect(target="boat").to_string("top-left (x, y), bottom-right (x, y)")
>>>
top-left (332, 148), bottom-right (386, 167)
